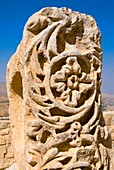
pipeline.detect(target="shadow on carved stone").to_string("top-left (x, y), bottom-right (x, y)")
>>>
top-left (7, 7), bottom-right (112, 170)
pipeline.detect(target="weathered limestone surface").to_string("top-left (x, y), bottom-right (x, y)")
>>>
top-left (7, 7), bottom-right (111, 170)
top-left (0, 118), bottom-right (14, 169)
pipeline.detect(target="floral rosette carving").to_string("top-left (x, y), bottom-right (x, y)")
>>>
top-left (50, 56), bottom-right (94, 108)
top-left (7, 7), bottom-right (111, 170)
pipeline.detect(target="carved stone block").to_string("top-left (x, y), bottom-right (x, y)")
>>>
top-left (7, 7), bottom-right (111, 170)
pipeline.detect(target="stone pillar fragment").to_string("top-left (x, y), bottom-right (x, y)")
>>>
top-left (7, 7), bottom-right (111, 170)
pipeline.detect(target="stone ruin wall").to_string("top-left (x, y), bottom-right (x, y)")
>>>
top-left (0, 7), bottom-right (113, 170)
top-left (0, 118), bottom-right (14, 170)
top-left (103, 112), bottom-right (114, 170)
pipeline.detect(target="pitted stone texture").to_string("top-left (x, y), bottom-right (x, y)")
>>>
top-left (7, 7), bottom-right (111, 170)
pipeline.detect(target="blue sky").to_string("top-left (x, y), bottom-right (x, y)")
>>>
top-left (0, 0), bottom-right (114, 94)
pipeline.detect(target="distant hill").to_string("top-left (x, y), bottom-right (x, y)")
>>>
top-left (0, 82), bottom-right (9, 117)
top-left (0, 82), bottom-right (114, 116)
top-left (102, 93), bottom-right (114, 111)
top-left (0, 82), bottom-right (8, 102)
top-left (0, 82), bottom-right (7, 93)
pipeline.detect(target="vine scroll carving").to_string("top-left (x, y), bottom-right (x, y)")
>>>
top-left (7, 7), bottom-right (110, 170)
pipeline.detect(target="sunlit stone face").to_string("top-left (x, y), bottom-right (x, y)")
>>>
top-left (7, 7), bottom-right (110, 170)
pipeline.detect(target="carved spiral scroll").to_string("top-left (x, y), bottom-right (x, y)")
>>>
top-left (21, 7), bottom-right (110, 170)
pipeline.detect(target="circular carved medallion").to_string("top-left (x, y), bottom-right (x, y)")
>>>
top-left (46, 52), bottom-right (96, 114)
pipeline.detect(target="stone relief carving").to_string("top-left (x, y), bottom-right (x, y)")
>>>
top-left (7, 7), bottom-right (111, 170)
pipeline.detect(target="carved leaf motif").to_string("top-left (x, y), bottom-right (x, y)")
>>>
top-left (7, 7), bottom-right (110, 170)
top-left (43, 148), bottom-right (58, 165)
